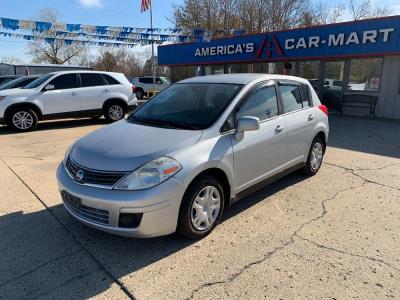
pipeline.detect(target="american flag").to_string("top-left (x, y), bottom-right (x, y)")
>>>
top-left (141, 0), bottom-right (151, 12)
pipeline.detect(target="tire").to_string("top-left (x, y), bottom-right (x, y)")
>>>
top-left (104, 102), bottom-right (126, 123)
top-left (302, 136), bottom-right (325, 176)
top-left (7, 108), bottom-right (38, 132)
top-left (136, 89), bottom-right (144, 99)
top-left (178, 175), bottom-right (225, 239)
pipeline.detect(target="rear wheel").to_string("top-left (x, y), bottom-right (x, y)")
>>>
top-left (136, 89), bottom-right (144, 99)
top-left (178, 175), bottom-right (225, 239)
top-left (104, 103), bottom-right (125, 123)
top-left (302, 136), bottom-right (325, 175)
top-left (7, 109), bottom-right (38, 132)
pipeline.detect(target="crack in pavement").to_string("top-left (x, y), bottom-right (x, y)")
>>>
top-left (325, 162), bottom-right (400, 191)
top-left (0, 249), bottom-right (84, 288)
top-left (294, 235), bottom-right (400, 273)
top-left (186, 169), bottom-right (366, 299)
top-left (0, 158), bottom-right (135, 300)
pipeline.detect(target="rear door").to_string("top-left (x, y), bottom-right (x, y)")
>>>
top-left (230, 82), bottom-right (286, 192)
top-left (41, 73), bottom-right (81, 115)
top-left (278, 81), bottom-right (315, 164)
top-left (78, 73), bottom-right (109, 111)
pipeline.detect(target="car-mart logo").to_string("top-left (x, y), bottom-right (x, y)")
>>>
top-left (193, 28), bottom-right (395, 59)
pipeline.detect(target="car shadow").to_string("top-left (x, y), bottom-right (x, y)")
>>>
top-left (0, 170), bottom-right (307, 298)
top-left (0, 118), bottom-right (107, 135)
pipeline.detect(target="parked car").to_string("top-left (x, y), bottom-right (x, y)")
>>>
top-left (57, 74), bottom-right (329, 239)
top-left (131, 76), bottom-right (170, 99)
top-left (0, 71), bottom-right (138, 131)
top-left (0, 75), bottom-right (22, 86)
top-left (0, 75), bottom-right (41, 91)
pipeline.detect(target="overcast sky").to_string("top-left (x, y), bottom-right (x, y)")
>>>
top-left (1, 0), bottom-right (400, 64)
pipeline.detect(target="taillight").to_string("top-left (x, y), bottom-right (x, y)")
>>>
top-left (318, 104), bottom-right (328, 116)
top-left (132, 85), bottom-right (137, 93)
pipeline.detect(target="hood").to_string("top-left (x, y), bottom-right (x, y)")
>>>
top-left (0, 88), bottom-right (36, 97)
top-left (70, 120), bottom-right (203, 172)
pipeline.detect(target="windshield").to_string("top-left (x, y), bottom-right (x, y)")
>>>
top-left (128, 83), bottom-right (243, 130)
top-left (0, 77), bottom-right (25, 90)
top-left (23, 74), bottom-right (53, 89)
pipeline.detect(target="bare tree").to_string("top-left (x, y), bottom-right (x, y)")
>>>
top-left (349, 0), bottom-right (387, 20)
top-left (313, 2), bottom-right (345, 25)
top-left (0, 56), bottom-right (24, 64)
top-left (28, 9), bottom-right (87, 65)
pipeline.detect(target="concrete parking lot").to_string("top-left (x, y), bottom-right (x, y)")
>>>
top-left (0, 115), bottom-right (399, 299)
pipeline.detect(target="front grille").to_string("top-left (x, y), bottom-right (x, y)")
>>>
top-left (66, 156), bottom-right (127, 187)
top-left (62, 191), bottom-right (109, 225)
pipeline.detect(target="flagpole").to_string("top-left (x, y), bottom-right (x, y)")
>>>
top-left (150, 1), bottom-right (156, 94)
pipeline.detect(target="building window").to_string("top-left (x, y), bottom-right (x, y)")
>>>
top-left (299, 61), bottom-right (320, 90)
top-left (349, 58), bottom-right (383, 91)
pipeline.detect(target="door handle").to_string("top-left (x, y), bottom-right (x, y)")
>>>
top-left (308, 114), bottom-right (315, 121)
top-left (275, 125), bottom-right (285, 132)
top-left (69, 92), bottom-right (77, 96)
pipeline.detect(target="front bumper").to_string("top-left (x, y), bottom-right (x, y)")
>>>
top-left (56, 163), bottom-right (186, 238)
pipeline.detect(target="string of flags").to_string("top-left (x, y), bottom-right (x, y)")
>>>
top-left (0, 18), bottom-right (244, 42)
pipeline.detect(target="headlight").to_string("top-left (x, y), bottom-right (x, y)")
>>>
top-left (0, 96), bottom-right (6, 101)
top-left (114, 157), bottom-right (182, 190)
top-left (63, 142), bottom-right (76, 166)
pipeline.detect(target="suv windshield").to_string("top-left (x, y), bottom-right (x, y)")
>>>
top-left (22, 74), bottom-right (53, 89)
top-left (129, 83), bottom-right (242, 130)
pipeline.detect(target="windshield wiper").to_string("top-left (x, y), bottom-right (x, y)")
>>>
top-left (129, 116), bottom-right (199, 130)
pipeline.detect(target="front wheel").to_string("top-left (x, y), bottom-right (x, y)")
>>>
top-left (8, 109), bottom-right (38, 132)
top-left (178, 175), bottom-right (225, 239)
top-left (302, 136), bottom-right (325, 175)
top-left (104, 103), bottom-right (125, 123)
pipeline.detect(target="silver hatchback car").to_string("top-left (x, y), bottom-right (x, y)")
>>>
top-left (57, 74), bottom-right (329, 239)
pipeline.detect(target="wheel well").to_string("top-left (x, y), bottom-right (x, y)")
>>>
top-left (187, 168), bottom-right (231, 208)
top-left (102, 98), bottom-right (127, 112)
top-left (315, 131), bottom-right (327, 152)
top-left (5, 103), bottom-right (43, 121)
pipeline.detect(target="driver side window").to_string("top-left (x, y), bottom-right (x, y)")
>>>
top-left (48, 74), bottom-right (79, 90)
top-left (236, 86), bottom-right (279, 121)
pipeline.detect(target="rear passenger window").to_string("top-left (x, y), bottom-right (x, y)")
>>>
top-left (300, 84), bottom-right (312, 107)
top-left (49, 74), bottom-right (79, 90)
top-left (279, 84), bottom-right (302, 113)
top-left (80, 73), bottom-right (106, 87)
top-left (139, 77), bottom-right (153, 84)
top-left (236, 86), bottom-right (279, 121)
top-left (102, 74), bottom-right (120, 85)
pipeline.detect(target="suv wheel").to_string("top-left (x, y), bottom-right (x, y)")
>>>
top-left (178, 175), bottom-right (225, 239)
top-left (8, 109), bottom-right (38, 132)
top-left (104, 103), bottom-right (125, 122)
top-left (136, 89), bottom-right (144, 99)
top-left (303, 136), bottom-right (325, 175)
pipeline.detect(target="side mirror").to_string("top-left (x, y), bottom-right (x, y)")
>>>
top-left (234, 116), bottom-right (260, 141)
top-left (44, 84), bottom-right (55, 91)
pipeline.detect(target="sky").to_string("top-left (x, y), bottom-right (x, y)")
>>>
top-left (1, 0), bottom-right (400, 64)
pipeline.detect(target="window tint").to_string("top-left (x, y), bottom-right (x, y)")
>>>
top-left (139, 77), bottom-right (153, 84)
top-left (102, 74), bottom-right (120, 85)
top-left (23, 74), bottom-right (53, 89)
top-left (236, 86), bottom-right (278, 121)
top-left (300, 84), bottom-right (311, 108)
top-left (80, 73), bottom-right (106, 87)
top-left (279, 84), bottom-right (303, 113)
top-left (49, 74), bottom-right (79, 90)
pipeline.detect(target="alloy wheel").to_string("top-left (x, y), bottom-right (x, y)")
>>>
top-left (12, 111), bottom-right (34, 130)
top-left (310, 142), bottom-right (323, 171)
top-left (109, 105), bottom-right (123, 121)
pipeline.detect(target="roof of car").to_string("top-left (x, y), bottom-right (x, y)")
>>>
top-left (179, 73), bottom-right (309, 85)
top-left (46, 70), bottom-right (122, 76)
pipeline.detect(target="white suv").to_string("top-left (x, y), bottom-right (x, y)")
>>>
top-left (131, 76), bottom-right (170, 99)
top-left (0, 71), bottom-right (137, 131)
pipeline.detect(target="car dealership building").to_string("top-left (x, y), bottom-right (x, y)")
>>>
top-left (158, 15), bottom-right (400, 119)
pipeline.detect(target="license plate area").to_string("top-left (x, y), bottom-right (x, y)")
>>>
top-left (61, 190), bottom-right (81, 210)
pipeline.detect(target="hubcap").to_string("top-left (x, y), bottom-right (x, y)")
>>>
top-left (191, 186), bottom-right (221, 231)
top-left (310, 142), bottom-right (323, 171)
top-left (12, 111), bottom-right (33, 130)
top-left (109, 105), bottom-right (123, 120)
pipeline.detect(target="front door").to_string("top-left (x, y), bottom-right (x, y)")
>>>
top-left (230, 83), bottom-right (286, 193)
top-left (41, 73), bottom-right (81, 115)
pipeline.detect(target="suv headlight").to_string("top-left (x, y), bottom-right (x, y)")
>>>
top-left (114, 157), bottom-right (182, 190)
top-left (0, 96), bottom-right (6, 101)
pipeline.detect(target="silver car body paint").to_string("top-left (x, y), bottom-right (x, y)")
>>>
top-left (57, 74), bottom-right (329, 237)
